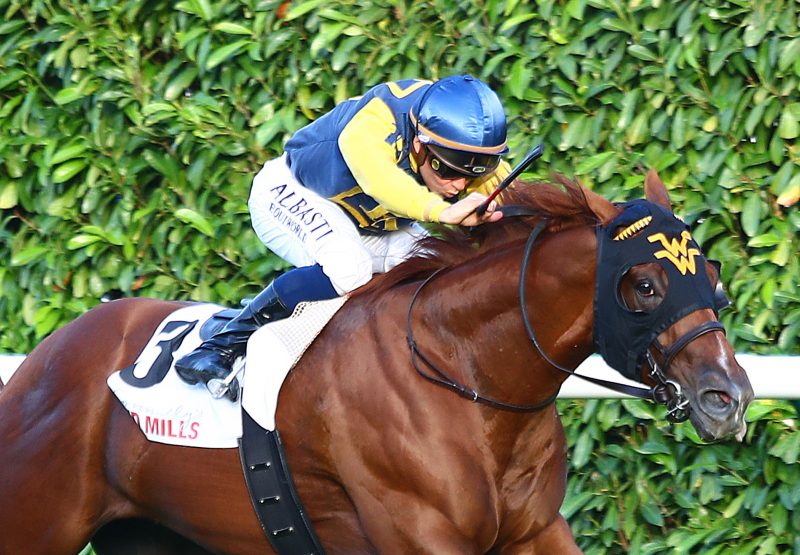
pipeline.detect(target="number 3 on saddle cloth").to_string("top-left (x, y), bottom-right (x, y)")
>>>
top-left (107, 298), bottom-right (346, 554)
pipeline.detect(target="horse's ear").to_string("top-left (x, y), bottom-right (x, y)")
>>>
top-left (583, 186), bottom-right (622, 226)
top-left (644, 169), bottom-right (672, 212)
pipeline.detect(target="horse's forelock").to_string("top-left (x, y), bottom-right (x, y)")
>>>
top-left (354, 176), bottom-right (597, 297)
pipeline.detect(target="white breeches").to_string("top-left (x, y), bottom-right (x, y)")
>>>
top-left (248, 155), bottom-right (428, 295)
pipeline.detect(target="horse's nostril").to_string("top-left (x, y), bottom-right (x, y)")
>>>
top-left (702, 390), bottom-right (735, 413)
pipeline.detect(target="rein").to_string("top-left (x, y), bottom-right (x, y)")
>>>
top-left (406, 267), bottom-right (560, 413)
top-left (405, 207), bottom-right (725, 421)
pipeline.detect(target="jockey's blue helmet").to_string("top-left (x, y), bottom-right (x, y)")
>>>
top-left (409, 75), bottom-right (509, 178)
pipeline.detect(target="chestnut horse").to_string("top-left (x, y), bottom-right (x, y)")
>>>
top-left (0, 172), bottom-right (752, 554)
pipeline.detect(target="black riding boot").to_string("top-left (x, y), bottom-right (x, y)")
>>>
top-left (175, 283), bottom-right (291, 400)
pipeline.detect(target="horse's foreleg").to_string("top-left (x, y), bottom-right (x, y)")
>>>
top-left (501, 516), bottom-right (583, 555)
top-left (91, 519), bottom-right (214, 555)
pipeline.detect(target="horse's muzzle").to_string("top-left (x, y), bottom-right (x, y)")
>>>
top-left (689, 369), bottom-right (754, 442)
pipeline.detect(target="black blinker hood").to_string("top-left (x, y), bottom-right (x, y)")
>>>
top-left (593, 200), bottom-right (719, 381)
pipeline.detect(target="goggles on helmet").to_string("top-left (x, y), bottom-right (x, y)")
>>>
top-left (426, 144), bottom-right (501, 179)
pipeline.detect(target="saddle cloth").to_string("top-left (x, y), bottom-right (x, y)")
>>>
top-left (107, 298), bottom-right (346, 448)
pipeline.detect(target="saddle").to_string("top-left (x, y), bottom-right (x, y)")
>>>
top-left (107, 299), bottom-right (346, 554)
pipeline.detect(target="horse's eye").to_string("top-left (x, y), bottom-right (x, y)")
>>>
top-left (636, 280), bottom-right (654, 297)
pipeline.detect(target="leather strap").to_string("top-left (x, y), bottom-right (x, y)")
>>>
top-left (239, 409), bottom-right (325, 555)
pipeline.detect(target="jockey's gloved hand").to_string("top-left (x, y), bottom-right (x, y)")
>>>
top-left (439, 192), bottom-right (503, 227)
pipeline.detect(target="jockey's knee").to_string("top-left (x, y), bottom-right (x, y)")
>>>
top-left (274, 264), bottom-right (338, 309)
top-left (321, 259), bottom-right (374, 295)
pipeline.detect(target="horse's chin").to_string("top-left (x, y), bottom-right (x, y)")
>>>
top-left (687, 401), bottom-right (748, 443)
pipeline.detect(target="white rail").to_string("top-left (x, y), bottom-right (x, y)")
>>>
top-left (1, 355), bottom-right (25, 385)
top-left (1, 354), bottom-right (797, 399)
top-left (562, 354), bottom-right (798, 399)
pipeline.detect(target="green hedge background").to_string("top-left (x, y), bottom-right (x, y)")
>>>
top-left (1, 0), bottom-right (798, 553)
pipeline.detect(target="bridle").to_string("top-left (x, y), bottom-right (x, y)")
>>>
top-left (406, 213), bottom-right (726, 421)
top-left (643, 322), bottom-right (725, 421)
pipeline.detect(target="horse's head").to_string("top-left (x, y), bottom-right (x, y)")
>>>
top-left (586, 170), bottom-right (753, 442)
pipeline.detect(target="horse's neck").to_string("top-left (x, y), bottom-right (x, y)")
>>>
top-left (422, 225), bottom-right (598, 413)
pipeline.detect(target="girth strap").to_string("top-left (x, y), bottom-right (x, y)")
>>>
top-left (239, 409), bottom-right (325, 555)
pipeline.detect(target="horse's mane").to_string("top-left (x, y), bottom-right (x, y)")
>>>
top-left (356, 176), bottom-right (599, 297)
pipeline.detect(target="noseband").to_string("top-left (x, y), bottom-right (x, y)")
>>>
top-left (406, 213), bottom-right (725, 421)
top-left (645, 320), bottom-right (724, 422)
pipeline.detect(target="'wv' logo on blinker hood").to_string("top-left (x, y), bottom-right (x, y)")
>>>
top-left (647, 231), bottom-right (701, 275)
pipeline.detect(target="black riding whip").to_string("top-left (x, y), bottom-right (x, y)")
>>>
top-left (475, 143), bottom-right (544, 216)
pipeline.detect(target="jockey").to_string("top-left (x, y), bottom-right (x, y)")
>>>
top-left (176, 75), bottom-right (511, 400)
